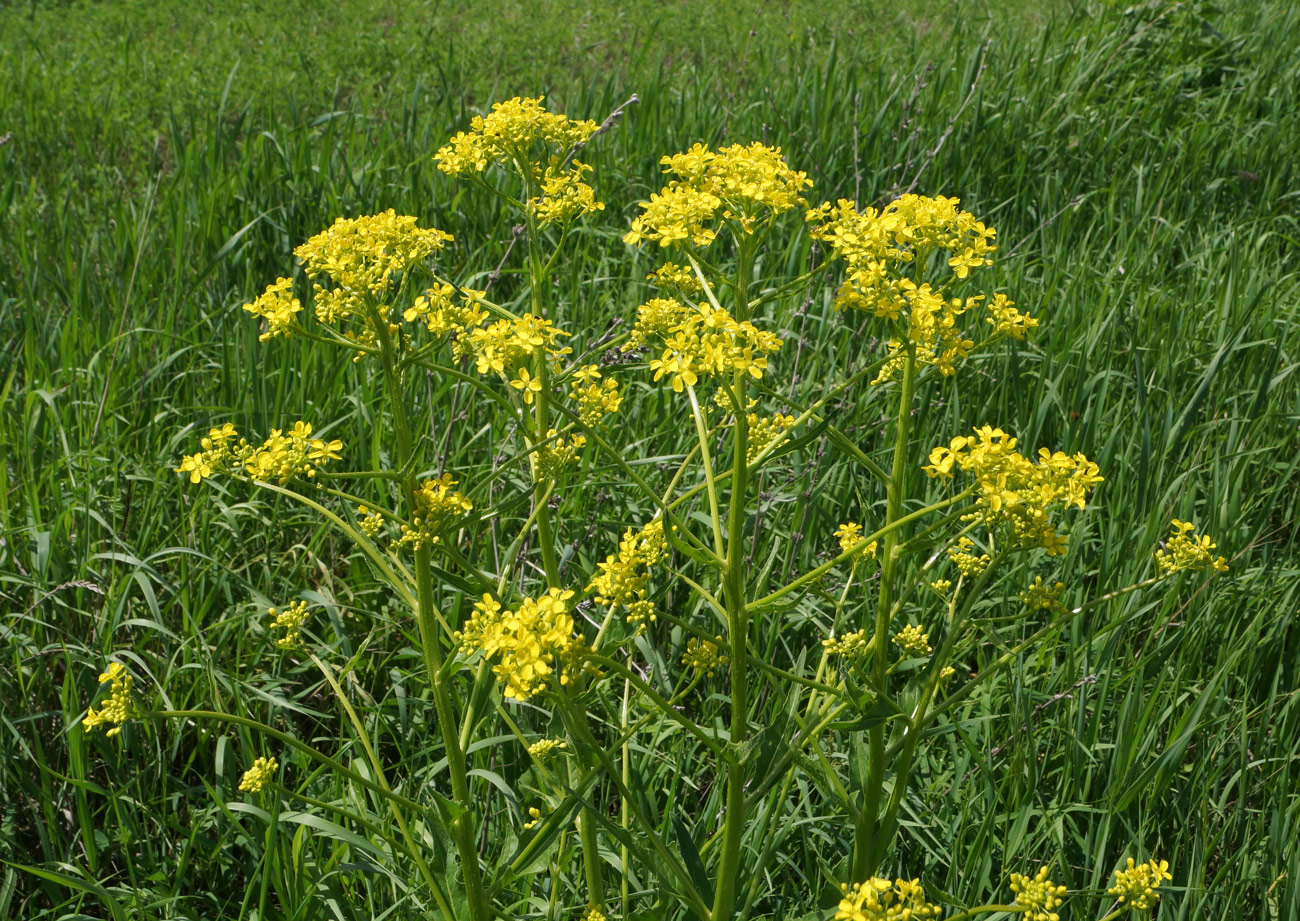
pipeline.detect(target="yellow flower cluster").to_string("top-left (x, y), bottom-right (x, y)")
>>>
top-left (569, 365), bottom-right (623, 426)
top-left (1010, 867), bottom-right (1067, 921)
top-left (357, 505), bottom-right (385, 538)
top-left (526, 738), bottom-right (567, 759)
top-left (587, 519), bottom-right (668, 631)
top-left (528, 160), bottom-right (604, 226)
top-left (239, 756), bottom-right (278, 793)
top-left (746, 413), bottom-right (796, 464)
top-left (457, 589), bottom-right (583, 700)
top-left (625, 142), bottom-right (811, 247)
top-left (810, 195), bottom-right (1028, 379)
top-left (623, 296), bottom-right (782, 393)
top-left (536, 429), bottom-right (587, 479)
top-left (466, 313), bottom-right (571, 377)
top-left (834, 522), bottom-right (879, 559)
top-left (175, 422), bottom-right (241, 483)
top-left (948, 536), bottom-right (992, 576)
top-left (647, 261), bottom-right (704, 294)
top-left (582, 910), bottom-right (608, 921)
top-left (398, 475), bottom-right (473, 550)
top-left (268, 600), bottom-right (310, 648)
top-left (924, 426), bottom-right (1103, 555)
top-left (522, 806), bottom-right (543, 829)
top-left (823, 629), bottom-right (867, 660)
top-left (242, 277), bottom-right (301, 341)
top-left (682, 636), bottom-right (728, 678)
top-left (177, 422), bottom-right (342, 486)
top-left (83, 662), bottom-right (135, 738)
top-left (244, 422), bottom-right (344, 484)
top-left (295, 210), bottom-right (452, 337)
top-left (1108, 858), bottom-right (1172, 911)
top-left (1155, 519), bottom-right (1228, 576)
top-left (811, 194), bottom-right (997, 290)
top-left (834, 877), bottom-right (942, 921)
top-left (402, 283), bottom-right (488, 338)
top-left (893, 624), bottom-right (932, 657)
top-left (1021, 576), bottom-right (1067, 612)
top-left (434, 96), bottom-right (600, 178)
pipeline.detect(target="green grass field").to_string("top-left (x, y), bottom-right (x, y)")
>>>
top-left (2, 0), bottom-right (1298, 918)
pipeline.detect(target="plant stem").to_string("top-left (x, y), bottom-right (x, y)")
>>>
top-left (713, 237), bottom-right (756, 921)
top-left (854, 348), bottom-right (915, 881)
top-left (373, 316), bottom-right (490, 921)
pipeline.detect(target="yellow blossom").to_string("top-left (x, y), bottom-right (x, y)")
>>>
top-left (626, 142), bottom-right (812, 248)
top-left (1109, 858), bottom-right (1172, 911)
top-left (268, 600), bottom-right (311, 648)
top-left (511, 367), bottom-right (544, 404)
top-left (398, 475), bottom-right (473, 550)
top-left (239, 756), bottom-right (278, 793)
top-left (242, 277), bottom-right (301, 341)
top-left (924, 426), bottom-right (1103, 555)
top-left (1155, 519), bottom-right (1228, 576)
top-left (1010, 866), bottom-right (1067, 921)
top-left (834, 522), bottom-right (878, 558)
top-left (682, 636), bottom-right (728, 678)
top-left (83, 662), bottom-right (135, 737)
top-left (834, 877), bottom-right (941, 921)
top-left (434, 96), bottom-right (599, 179)
top-left (527, 738), bottom-right (568, 759)
top-left (823, 630), bottom-right (867, 660)
top-left (456, 588), bottom-right (582, 700)
top-left (894, 624), bottom-right (932, 657)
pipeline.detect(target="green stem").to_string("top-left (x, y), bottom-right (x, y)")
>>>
top-left (688, 385), bottom-right (727, 556)
top-left (854, 348), bottom-right (916, 881)
top-left (713, 238), bottom-right (756, 921)
top-left (372, 314), bottom-right (490, 921)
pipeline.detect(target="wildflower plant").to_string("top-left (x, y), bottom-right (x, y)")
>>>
top-left (82, 97), bottom-right (1229, 920)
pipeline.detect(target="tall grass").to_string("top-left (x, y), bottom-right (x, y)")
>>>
top-left (2, 0), bottom-right (1297, 917)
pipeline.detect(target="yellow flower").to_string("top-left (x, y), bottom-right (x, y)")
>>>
top-left (893, 624), bottom-right (932, 657)
top-left (811, 195), bottom-right (1011, 379)
top-left (587, 519), bottom-right (667, 631)
top-left (835, 877), bottom-right (941, 920)
top-left (456, 588), bottom-right (582, 700)
top-left (682, 636), bottom-right (728, 678)
top-left (1109, 857), bottom-right (1172, 911)
top-left (527, 160), bottom-right (604, 225)
top-left (83, 661), bottom-right (135, 737)
top-left (239, 756), bottom-right (278, 793)
top-left (268, 600), bottom-right (311, 648)
top-left (1021, 576), bottom-right (1066, 612)
top-left (1010, 866), bottom-right (1067, 921)
top-left (242, 277), bottom-right (301, 341)
top-left (510, 367), bottom-right (544, 404)
top-left (526, 738), bottom-right (567, 759)
top-left (834, 522), bottom-right (878, 558)
top-left (823, 629), bottom-right (867, 661)
top-left (398, 475), bottom-right (474, 550)
top-left (434, 96), bottom-right (599, 179)
top-left (925, 426), bottom-right (1103, 555)
top-left (1155, 519), bottom-right (1228, 576)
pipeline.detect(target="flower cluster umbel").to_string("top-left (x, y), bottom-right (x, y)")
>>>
top-left (834, 877), bottom-right (941, 921)
top-left (177, 422), bottom-right (342, 486)
top-left (810, 194), bottom-right (1030, 380)
top-left (1109, 857), bottom-right (1173, 911)
top-left (624, 142), bottom-right (811, 247)
top-left (83, 662), bottom-right (135, 737)
top-left (456, 589), bottom-right (585, 701)
top-left (924, 426), bottom-right (1104, 556)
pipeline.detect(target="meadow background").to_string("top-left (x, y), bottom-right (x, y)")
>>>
top-left (2, 0), bottom-right (1298, 918)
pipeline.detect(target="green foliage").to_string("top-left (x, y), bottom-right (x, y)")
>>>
top-left (2, 0), bottom-right (1298, 918)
